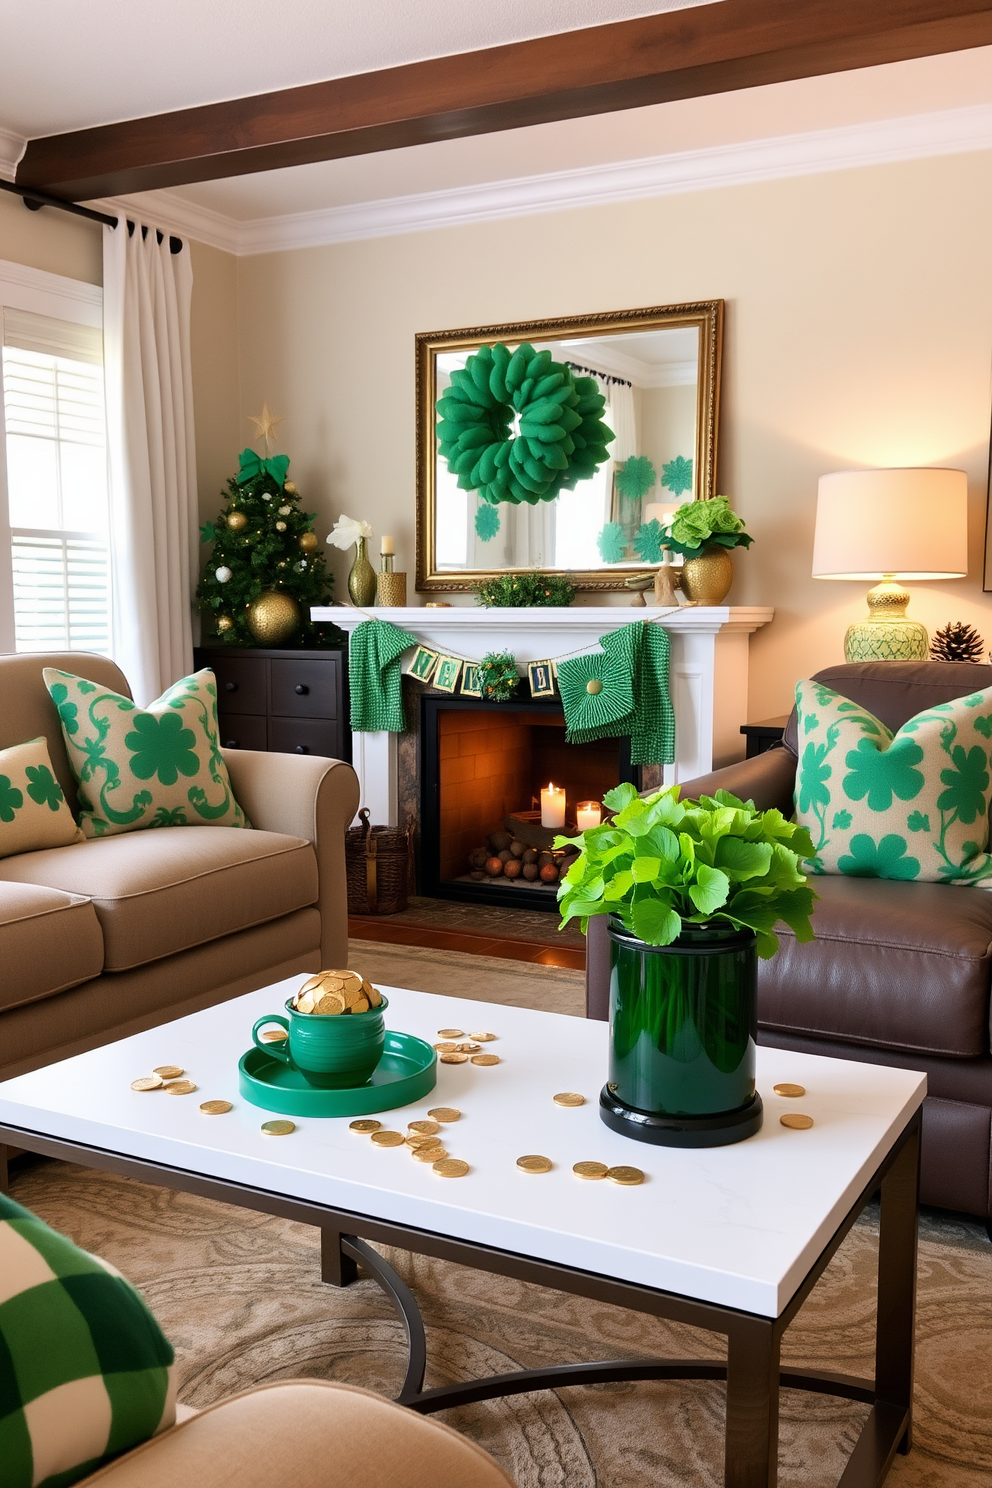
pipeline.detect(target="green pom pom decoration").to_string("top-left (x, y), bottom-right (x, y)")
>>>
top-left (474, 503), bottom-right (501, 542)
top-left (661, 455), bottom-right (693, 496)
top-left (615, 455), bottom-right (656, 501)
top-left (436, 342), bottom-right (615, 507)
top-left (476, 572), bottom-right (575, 607)
top-left (478, 650), bottom-right (520, 701)
top-left (633, 519), bottom-right (665, 564)
top-left (596, 521), bottom-right (627, 564)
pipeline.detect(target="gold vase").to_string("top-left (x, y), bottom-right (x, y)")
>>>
top-left (348, 538), bottom-right (377, 607)
top-left (246, 590), bottom-right (301, 647)
top-left (376, 571), bottom-right (407, 606)
top-left (679, 545), bottom-right (734, 605)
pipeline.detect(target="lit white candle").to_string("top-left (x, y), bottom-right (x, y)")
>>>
top-left (576, 801), bottom-right (602, 832)
top-left (540, 782), bottom-right (566, 829)
top-left (380, 535), bottom-right (395, 555)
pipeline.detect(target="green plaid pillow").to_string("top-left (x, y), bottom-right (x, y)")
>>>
top-left (0, 1192), bottom-right (175, 1488)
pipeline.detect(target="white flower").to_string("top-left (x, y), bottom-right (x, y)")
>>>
top-left (326, 514), bottom-right (374, 551)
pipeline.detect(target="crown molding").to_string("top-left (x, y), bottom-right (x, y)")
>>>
top-left (99, 101), bottom-right (992, 257)
top-left (0, 129), bottom-right (26, 182)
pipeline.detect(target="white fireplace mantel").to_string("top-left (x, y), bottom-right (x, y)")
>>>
top-left (311, 605), bottom-right (774, 826)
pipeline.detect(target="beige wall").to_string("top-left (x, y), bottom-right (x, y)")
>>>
top-left (235, 149), bottom-right (992, 718)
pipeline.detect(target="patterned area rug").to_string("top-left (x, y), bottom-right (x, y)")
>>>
top-left (9, 944), bottom-right (992, 1487)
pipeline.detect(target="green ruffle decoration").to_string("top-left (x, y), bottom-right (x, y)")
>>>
top-left (349, 618), bottom-right (418, 732)
top-left (436, 342), bottom-right (614, 506)
top-left (557, 622), bottom-right (675, 765)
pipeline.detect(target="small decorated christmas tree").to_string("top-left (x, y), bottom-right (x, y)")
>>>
top-left (196, 407), bottom-right (337, 648)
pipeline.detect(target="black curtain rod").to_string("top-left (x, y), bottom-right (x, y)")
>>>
top-left (0, 180), bottom-right (183, 253)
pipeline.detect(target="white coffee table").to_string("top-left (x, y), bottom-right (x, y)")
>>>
top-left (0, 978), bottom-right (924, 1488)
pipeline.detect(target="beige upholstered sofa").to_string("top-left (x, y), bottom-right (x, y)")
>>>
top-left (0, 652), bottom-right (360, 1080)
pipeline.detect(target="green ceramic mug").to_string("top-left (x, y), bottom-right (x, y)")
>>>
top-left (252, 995), bottom-right (389, 1089)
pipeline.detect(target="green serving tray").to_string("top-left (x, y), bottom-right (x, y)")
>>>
top-left (238, 1029), bottom-right (437, 1117)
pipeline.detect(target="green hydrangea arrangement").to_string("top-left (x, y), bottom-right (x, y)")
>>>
top-left (476, 573), bottom-right (576, 607)
top-left (556, 782), bottom-right (816, 958)
top-left (665, 496), bottom-right (753, 559)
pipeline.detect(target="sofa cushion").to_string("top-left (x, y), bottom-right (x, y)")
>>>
top-left (0, 737), bottom-right (85, 860)
top-left (759, 874), bottom-right (992, 1058)
top-left (0, 827), bottom-right (317, 972)
top-left (0, 882), bottom-right (104, 1012)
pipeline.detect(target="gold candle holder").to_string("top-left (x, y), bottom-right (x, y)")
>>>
top-left (376, 571), bottom-right (407, 606)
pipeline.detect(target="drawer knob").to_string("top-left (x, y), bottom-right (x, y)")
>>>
top-left (225, 681), bottom-right (238, 692)
top-left (224, 739), bottom-right (239, 748)
top-left (295, 744), bottom-right (310, 754)
top-left (294, 683), bottom-right (309, 695)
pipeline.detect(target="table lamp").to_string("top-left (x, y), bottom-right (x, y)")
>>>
top-left (812, 468), bottom-right (968, 661)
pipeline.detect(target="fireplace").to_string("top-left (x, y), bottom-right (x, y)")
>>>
top-left (419, 693), bottom-right (639, 911)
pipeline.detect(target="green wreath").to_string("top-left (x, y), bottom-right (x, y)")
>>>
top-left (436, 342), bottom-right (614, 506)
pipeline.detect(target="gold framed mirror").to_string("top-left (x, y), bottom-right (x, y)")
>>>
top-left (416, 300), bottom-right (723, 592)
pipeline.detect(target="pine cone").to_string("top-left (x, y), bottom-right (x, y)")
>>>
top-left (930, 621), bottom-right (985, 663)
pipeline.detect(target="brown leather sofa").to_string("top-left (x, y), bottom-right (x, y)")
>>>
top-left (0, 652), bottom-right (360, 1080)
top-left (586, 661), bottom-right (992, 1225)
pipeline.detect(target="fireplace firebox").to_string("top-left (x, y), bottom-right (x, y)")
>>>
top-left (419, 693), bottom-right (639, 911)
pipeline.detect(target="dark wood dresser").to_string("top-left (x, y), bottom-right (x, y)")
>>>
top-left (193, 645), bottom-right (349, 761)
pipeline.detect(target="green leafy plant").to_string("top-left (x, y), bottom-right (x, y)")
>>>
top-left (478, 651), bottom-right (521, 700)
top-left (556, 782), bottom-right (816, 958)
top-left (665, 496), bottom-right (753, 559)
top-left (476, 573), bottom-right (575, 607)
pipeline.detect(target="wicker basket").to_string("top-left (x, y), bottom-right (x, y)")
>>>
top-left (346, 808), bottom-right (414, 915)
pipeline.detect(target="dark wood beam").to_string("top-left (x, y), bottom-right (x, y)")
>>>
top-left (18, 0), bottom-right (992, 201)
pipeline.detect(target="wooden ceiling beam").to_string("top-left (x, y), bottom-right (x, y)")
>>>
top-left (17, 0), bottom-right (992, 201)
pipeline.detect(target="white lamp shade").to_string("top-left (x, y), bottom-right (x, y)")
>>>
top-left (812, 468), bottom-right (968, 580)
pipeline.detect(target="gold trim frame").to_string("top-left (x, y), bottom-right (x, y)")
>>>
top-left (416, 300), bottom-right (723, 592)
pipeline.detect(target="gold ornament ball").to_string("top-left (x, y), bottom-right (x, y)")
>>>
top-left (227, 510), bottom-right (248, 532)
top-left (283, 481), bottom-right (297, 495)
top-left (275, 520), bottom-right (287, 532)
top-left (216, 615), bottom-right (234, 633)
top-left (299, 531), bottom-right (318, 552)
top-left (246, 590), bottom-right (301, 646)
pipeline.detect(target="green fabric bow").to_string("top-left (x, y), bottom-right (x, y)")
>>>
top-left (349, 619), bottom-right (419, 732)
top-left (236, 448), bottom-right (291, 486)
top-left (557, 621), bottom-right (675, 765)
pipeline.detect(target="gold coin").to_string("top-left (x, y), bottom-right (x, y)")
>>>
top-left (440, 1052), bottom-right (469, 1064)
top-left (433, 1158), bottom-right (469, 1177)
top-left (296, 991), bottom-right (316, 1014)
top-left (780, 1113), bottom-right (814, 1130)
top-left (433, 1042), bottom-right (457, 1053)
top-left (370, 1130), bottom-right (405, 1147)
top-left (352, 995), bottom-right (370, 1014)
top-left (163, 1079), bottom-right (197, 1095)
top-left (406, 1134), bottom-right (438, 1149)
top-left (200, 1099), bottom-right (232, 1115)
top-left (553, 1092), bottom-right (585, 1107)
top-left (153, 1065), bottom-right (184, 1080)
top-left (130, 1075), bottom-right (162, 1091)
top-left (573, 1161), bottom-right (609, 1180)
top-left (456, 1042), bottom-right (480, 1053)
top-left (773, 1083), bottom-right (806, 1098)
top-left (471, 1053), bottom-right (500, 1066)
top-left (438, 1028), bottom-right (464, 1039)
top-left (349, 1119), bottom-right (382, 1134)
top-left (340, 983), bottom-right (362, 1009)
top-left (366, 984), bottom-right (383, 1008)
top-left (299, 974), bottom-right (325, 996)
top-left (412, 1145), bottom-right (448, 1162)
top-left (316, 991), bottom-right (346, 1015)
top-left (470, 1032), bottom-right (497, 1042)
top-left (261, 1119), bottom-right (295, 1135)
top-left (516, 1154), bottom-right (552, 1174)
top-left (606, 1165), bottom-right (645, 1185)
top-left (428, 1107), bottom-right (461, 1123)
top-left (408, 1119), bottom-right (441, 1136)
top-left (260, 1029), bottom-right (288, 1043)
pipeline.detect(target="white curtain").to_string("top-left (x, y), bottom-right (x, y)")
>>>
top-left (607, 382), bottom-right (637, 467)
top-left (103, 218), bottom-right (197, 705)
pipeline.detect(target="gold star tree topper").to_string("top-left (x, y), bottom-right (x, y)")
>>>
top-left (247, 404), bottom-right (284, 454)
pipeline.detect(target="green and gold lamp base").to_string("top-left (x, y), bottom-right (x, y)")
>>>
top-left (843, 578), bottom-right (929, 663)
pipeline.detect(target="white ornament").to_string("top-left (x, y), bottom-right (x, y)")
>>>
top-left (294, 560), bottom-right (307, 572)
top-left (275, 521), bottom-right (287, 532)
top-left (215, 566), bottom-right (232, 584)
top-left (262, 492), bottom-right (272, 502)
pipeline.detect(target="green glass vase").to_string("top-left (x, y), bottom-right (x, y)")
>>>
top-left (348, 537), bottom-right (377, 607)
top-left (600, 917), bottom-right (763, 1147)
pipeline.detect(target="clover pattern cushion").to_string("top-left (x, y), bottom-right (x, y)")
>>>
top-left (0, 1192), bottom-right (175, 1488)
top-left (0, 737), bottom-right (84, 860)
top-left (44, 667), bottom-right (249, 839)
top-left (794, 679), bottom-right (992, 883)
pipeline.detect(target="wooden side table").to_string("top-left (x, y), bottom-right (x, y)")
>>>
top-left (740, 715), bottom-right (788, 759)
top-left (193, 645), bottom-right (349, 761)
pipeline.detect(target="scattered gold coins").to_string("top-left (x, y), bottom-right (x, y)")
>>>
top-left (260, 1029), bottom-right (288, 1043)
top-left (370, 1130), bottom-right (405, 1147)
top-left (433, 1158), bottom-right (469, 1178)
top-left (433, 1042), bottom-right (457, 1053)
top-left (261, 1119), bottom-right (296, 1136)
top-left (428, 1107), bottom-right (461, 1123)
top-left (517, 1154), bottom-right (553, 1174)
top-left (553, 1092), bottom-right (585, 1108)
top-left (408, 1119), bottom-right (441, 1136)
top-left (406, 1133), bottom-right (437, 1148)
top-left (131, 1076), bottom-right (163, 1092)
top-left (456, 1042), bottom-right (481, 1054)
top-left (440, 1052), bottom-right (469, 1064)
top-left (292, 970), bottom-right (382, 1017)
top-left (470, 1032), bottom-right (497, 1042)
top-left (780, 1114), bottom-right (814, 1130)
top-left (774, 1083), bottom-right (806, 1098)
top-left (471, 1053), bottom-right (500, 1066)
top-left (606, 1165), bottom-right (645, 1186)
top-left (163, 1080), bottom-right (197, 1096)
top-left (349, 1119), bottom-right (382, 1134)
top-left (573, 1161), bottom-right (609, 1180)
top-left (153, 1065), bottom-right (184, 1080)
top-left (437, 1027), bottom-right (464, 1038)
top-left (413, 1145), bottom-right (448, 1162)
top-left (200, 1100), bottom-right (232, 1115)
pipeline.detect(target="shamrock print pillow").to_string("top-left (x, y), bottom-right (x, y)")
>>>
top-left (794, 679), bottom-right (992, 884)
top-left (44, 668), bottom-right (250, 839)
top-left (0, 736), bottom-right (84, 859)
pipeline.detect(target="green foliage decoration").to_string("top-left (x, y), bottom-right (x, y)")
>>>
top-left (476, 572), bottom-right (576, 608)
top-left (665, 496), bottom-right (754, 559)
top-left (615, 455), bottom-right (656, 501)
top-left (596, 521), bottom-right (627, 564)
top-left (556, 782), bottom-right (817, 959)
top-left (661, 455), bottom-right (693, 496)
top-left (633, 519), bottom-right (665, 564)
top-left (477, 651), bottom-right (521, 701)
top-left (196, 448), bottom-right (341, 647)
top-left (436, 342), bottom-right (614, 506)
top-left (474, 503), bottom-right (501, 542)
